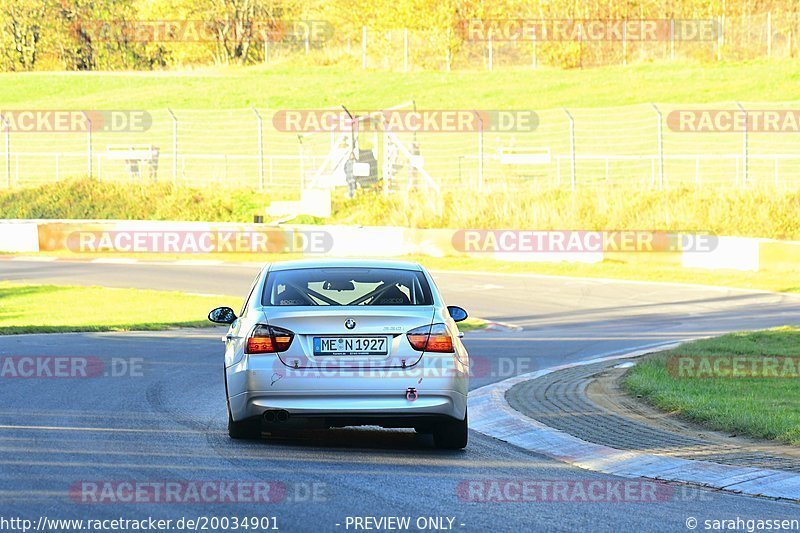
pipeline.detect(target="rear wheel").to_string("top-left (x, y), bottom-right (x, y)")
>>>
top-left (433, 410), bottom-right (468, 449)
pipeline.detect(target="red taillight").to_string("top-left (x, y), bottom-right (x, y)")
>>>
top-left (246, 325), bottom-right (294, 354)
top-left (407, 326), bottom-right (430, 351)
top-left (406, 323), bottom-right (454, 353)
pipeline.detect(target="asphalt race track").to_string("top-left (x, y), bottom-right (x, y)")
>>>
top-left (1, 259), bottom-right (799, 532)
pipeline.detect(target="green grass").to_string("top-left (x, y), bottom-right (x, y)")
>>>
top-left (457, 317), bottom-right (487, 332)
top-left (327, 187), bottom-right (800, 239)
top-left (0, 282), bottom-right (238, 334)
top-left (14, 250), bottom-right (800, 295)
top-left (419, 255), bottom-right (800, 294)
top-left (5, 62), bottom-right (800, 197)
top-left (3, 180), bottom-right (800, 240)
top-left (2, 61), bottom-right (799, 109)
top-left (0, 281), bottom-right (487, 334)
top-left (0, 179), bottom-right (273, 221)
top-left (624, 327), bottom-right (800, 446)
top-left (2, 178), bottom-right (797, 293)
top-left (9, 76), bottom-right (800, 191)
top-left (2, 58), bottom-right (799, 301)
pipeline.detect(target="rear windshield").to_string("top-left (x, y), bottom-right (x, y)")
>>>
top-left (261, 268), bottom-right (434, 306)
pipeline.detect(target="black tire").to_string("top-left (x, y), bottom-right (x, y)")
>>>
top-left (433, 410), bottom-right (468, 449)
top-left (227, 409), bottom-right (260, 440)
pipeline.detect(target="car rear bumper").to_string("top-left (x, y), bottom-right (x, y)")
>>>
top-left (229, 389), bottom-right (467, 423)
top-left (226, 354), bottom-right (468, 423)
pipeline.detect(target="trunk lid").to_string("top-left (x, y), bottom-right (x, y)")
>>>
top-left (265, 307), bottom-right (436, 369)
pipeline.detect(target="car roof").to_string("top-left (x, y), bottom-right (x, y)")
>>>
top-left (267, 258), bottom-right (424, 272)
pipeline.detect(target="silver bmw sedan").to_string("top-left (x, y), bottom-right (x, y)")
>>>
top-left (208, 259), bottom-right (470, 449)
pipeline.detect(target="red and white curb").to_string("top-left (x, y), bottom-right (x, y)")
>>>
top-left (468, 343), bottom-right (800, 502)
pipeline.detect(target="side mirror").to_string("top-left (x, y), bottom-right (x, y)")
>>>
top-left (447, 305), bottom-right (468, 322)
top-left (208, 306), bottom-right (237, 324)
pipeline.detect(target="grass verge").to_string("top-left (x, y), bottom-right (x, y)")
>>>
top-left (2, 61), bottom-right (799, 109)
top-left (457, 317), bottom-right (487, 332)
top-left (0, 282), bottom-right (238, 334)
top-left (16, 251), bottom-right (800, 294)
top-left (623, 327), bottom-right (800, 446)
top-left (417, 255), bottom-right (800, 294)
top-left (4, 180), bottom-right (800, 240)
top-left (0, 282), bottom-right (486, 334)
top-left (0, 179), bottom-right (272, 221)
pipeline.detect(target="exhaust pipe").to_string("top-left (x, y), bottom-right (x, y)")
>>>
top-left (263, 410), bottom-right (290, 423)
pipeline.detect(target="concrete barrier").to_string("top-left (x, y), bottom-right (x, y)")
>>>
top-left (0, 220), bottom-right (797, 275)
top-left (0, 221), bottom-right (39, 252)
top-left (682, 236), bottom-right (761, 272)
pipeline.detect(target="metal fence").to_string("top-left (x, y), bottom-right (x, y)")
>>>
top-left (2, 14), bottom-right (798, 73)
top-left (258, 14), bottom-right (800, 71)
top-left (3, 102), bottom-right (800, 194)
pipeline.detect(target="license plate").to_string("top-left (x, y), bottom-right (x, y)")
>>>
top-left (313, 336), bottom-right (389, 356)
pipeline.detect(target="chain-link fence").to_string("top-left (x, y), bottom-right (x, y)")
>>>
top-left (258, 14), bottom-right (799, 71)
top-left (2, 14), bottom-right (798, 72)
top-left (3, 102), bottom-right (800, 194)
